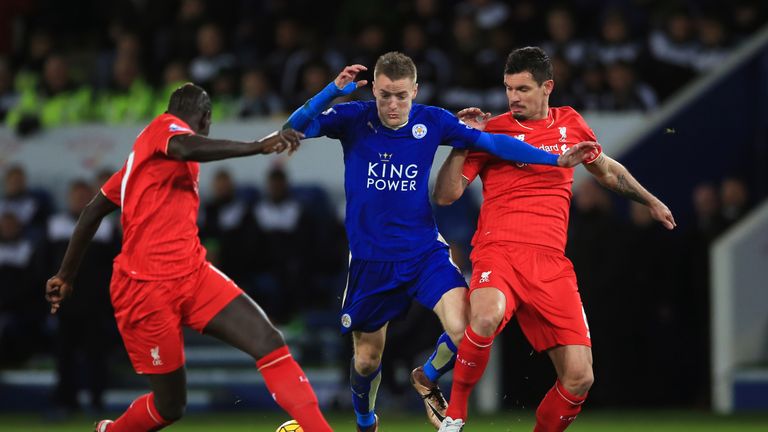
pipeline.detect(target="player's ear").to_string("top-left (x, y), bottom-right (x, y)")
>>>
top-left (543, 79), bottom-right (554, 96)
top-left (412, 81), bottom-right (419, 98)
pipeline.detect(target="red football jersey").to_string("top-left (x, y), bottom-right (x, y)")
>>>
top-left (463, 106), bottom-right (600, 253)
top-left (101, 113), bottom-right (206, 280)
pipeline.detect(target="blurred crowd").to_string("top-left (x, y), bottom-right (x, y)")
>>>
top-left (0, 0), bottom-right (765, 134)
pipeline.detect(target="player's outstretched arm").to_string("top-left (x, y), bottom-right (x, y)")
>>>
top-left (433, 148), bottom-right (470, 206)
top-left (585, 153), bottom-right (676, 229)
top-left (167, 129), bottom-right (304, 162)
top-left (284, 64), bottom-right (367, 137)
top-left (46, 192), bottom-right (118, 314)
top-left (472, 133), bottom-right (600, 167)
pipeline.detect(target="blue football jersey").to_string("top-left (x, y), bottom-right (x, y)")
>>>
top-left (311, 101), bottom-right (481, 260)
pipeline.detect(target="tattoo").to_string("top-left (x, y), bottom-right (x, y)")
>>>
top-left (615, 174), bottom-right (648, 205)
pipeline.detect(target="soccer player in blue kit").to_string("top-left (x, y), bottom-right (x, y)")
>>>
top-left (286, 52), bottom-right (599, 431)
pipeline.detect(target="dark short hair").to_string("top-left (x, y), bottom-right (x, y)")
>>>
top-left (374, 51), bottom-right (417, 82)
top-left (167, 83), bottom-right (211, 116)
top-left (504, 47), bottom-right (553, 85)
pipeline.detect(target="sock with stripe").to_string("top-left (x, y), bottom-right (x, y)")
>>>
top-left (534, 380), bottom-right (587, 432)
top-left (422, 331), bottom-right (458, 382)
top-left (257, 345), bottom-right (332, 432)
top-left (110, 393), bottom-right (171, 431)
top-left (445, 326), bottom-right (494, 421)
top-left (350, 359), bottom-right (382, 428)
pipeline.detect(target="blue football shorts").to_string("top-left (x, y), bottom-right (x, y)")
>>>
top-left (339, 243), bottom-right (467, 334)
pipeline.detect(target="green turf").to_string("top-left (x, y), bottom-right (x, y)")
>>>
top-left (2, 410), bottom-right (767, 431)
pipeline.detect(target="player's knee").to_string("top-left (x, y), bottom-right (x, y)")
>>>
top-left (445, 321), bottom-right (467, 345)
top-left (354, 353), bottom-right (382, 376)
top-left (155, 395), bottom-right (186, 422)
top-left (469, 313), bottom-right (502, 338)
top-left (257, 326), bottom-right (286, 358)
top-left (562, 367), bottom-right (594, 396)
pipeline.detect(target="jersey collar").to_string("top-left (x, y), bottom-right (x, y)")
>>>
top-left (511, 108), bottom-right (554, 130)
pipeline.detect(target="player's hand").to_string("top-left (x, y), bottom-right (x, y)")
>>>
top-left (334, 64), bottom-right (368, 94)
top-left (649, 200), bottom-right (676, 230)
top-left (557, 141), bottom-right (602, 168)
top-left (260, 129), bottom-right (305, 155)
top-left (45, 275), bottom-right (73, 314)
top-left (457, 107), bottom-right (491, 131)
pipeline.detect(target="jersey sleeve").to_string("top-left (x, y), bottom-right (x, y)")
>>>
top-left (462, 151), bottom-right (491, 184)
top-left (315, 101), bottom-right (365, 139)
top-left (571, 110), bottom-right (602, 164)
top-left (435, 108), bottom-right (482, 149)
top-left (153, 116), bottom-right (195, 155)
top-left (100, 165), bottom-right (125, 206)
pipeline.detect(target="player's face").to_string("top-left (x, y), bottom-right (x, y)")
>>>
top-left (504, 72), bottom-right (553, 121)
top-left (373, 74), bottom-right (418, 129)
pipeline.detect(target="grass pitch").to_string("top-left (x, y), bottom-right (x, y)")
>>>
top-left (2, 409), bottom-right (767, 431)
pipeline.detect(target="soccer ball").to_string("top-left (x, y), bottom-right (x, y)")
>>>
top-left (276, 419), bottom-right (303, 432)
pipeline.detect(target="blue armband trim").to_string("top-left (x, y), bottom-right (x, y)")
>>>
top-left (285, 81), bottom-right (357, 134)
top-left (474, 132), bottom-right (559, 166)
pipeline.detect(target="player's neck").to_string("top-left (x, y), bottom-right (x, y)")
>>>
top-left (380, 118), bottom-right (409, 130)
top-left (528, 105), bottom-right (550, 121)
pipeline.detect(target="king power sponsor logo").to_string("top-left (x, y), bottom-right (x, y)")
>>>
top-left (366, 153), bottom-right (419, 191)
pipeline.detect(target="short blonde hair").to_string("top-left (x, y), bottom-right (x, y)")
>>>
top-left (374, 51), bottom-right (417, 82)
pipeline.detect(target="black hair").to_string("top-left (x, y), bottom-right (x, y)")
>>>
top-left (167, 83), bottom-right (211, 116)
top-left (504, 47), bottom-right (553, 85)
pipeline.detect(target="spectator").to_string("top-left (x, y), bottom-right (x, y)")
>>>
top-left (455, 0), bottom-right (510, 31)
top-left (209, 68), bottom-right (238, 121)
top-left (691, 182), bottom-right (727, 241)
top-left (265, 19), bottom-right (303, 96)
top-left (6, 54), bottom-right (92, 134)
top-left (13, 29), bottom-right (54, 94)
top-left (574, 62), bottom-right (606, 111)
top-left (441, 14), bottom-right (485, 110)
top-left (590, 9), bottom-right (642, 66)
top-left (47, 180), bottom-right (120, 414)
top-left (646, 9), bottom-right (697, 99)
top-left (154, 0), bottom-right (206, 64)
top-left (0, 165), bottom-right (52, 237)
top-left (94, 53), bottom-right (153, 124)
top-left (540, 6), bottom-right (588, 67)
top-left (548, 55), bottom-right (582, 110)
top-left (200, 170), bottom-right (254, 285)
top-left (720, 176), bottom-right (751, 227)
top-left (151, 60), bottom-right (189, 117)
top-left (601, 61), bottom-right (658, 111)
top-left (237, 68), bottom-right (284, 118)
top-left (0, 211), bottom-right (45, 366)
top-left (252, 167), bottom-right (312, 322)
top-left (189, 23), bottom-right (237, 88)
top-left (691, 15), bottom-right (731, 73)
top-left (401, 22), bottom-right (451, 105)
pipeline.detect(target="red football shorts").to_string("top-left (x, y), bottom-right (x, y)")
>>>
top-left (110, 261), bottom-right (243, 374)
top-left (469, 242), bottom-right (591, 352)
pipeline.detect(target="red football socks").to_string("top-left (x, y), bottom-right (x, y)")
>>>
top-left (257, 345), bottom-right (332, 432)
top-left (534, 380), bottom-right (587, 432)
top-left (445, 326), bottom-right (494, 421)
top-left (110, 393), bottom-right (171, 431)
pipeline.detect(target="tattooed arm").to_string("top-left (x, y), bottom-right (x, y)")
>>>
top-left (584, 153), bottom-right (677, 230)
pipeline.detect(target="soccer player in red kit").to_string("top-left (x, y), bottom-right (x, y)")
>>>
top-left (45, 84), bottom-right (333, 432)
top-left (432, 47), bottom-right (676, 432)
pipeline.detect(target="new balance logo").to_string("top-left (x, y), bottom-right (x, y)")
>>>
top-left (560, 415), bottom-right (577, 422)
top-left (479, 270), bottom-right (492, 283)
top-left (150, 346), bottom-right (163, 366)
